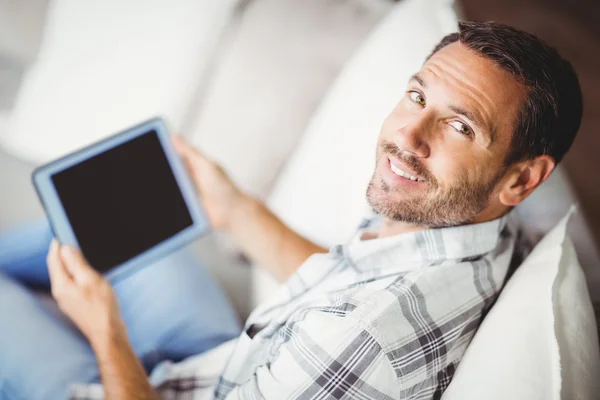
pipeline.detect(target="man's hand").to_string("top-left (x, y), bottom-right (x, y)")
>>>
top-left (172, 135), bottom-right (326, 282)
top-left (47, 240), bottom-right (126, 350)
top-left (47, 240), bottom-right (159, 399)
top-left (172, 136), bottom-right (247, 231)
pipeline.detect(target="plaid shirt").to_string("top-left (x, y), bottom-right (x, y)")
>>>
top-left (71, 211), bottom-right (524, 400)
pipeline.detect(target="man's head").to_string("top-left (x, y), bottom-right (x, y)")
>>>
top-left (367, 21), bottom-right (582, 228)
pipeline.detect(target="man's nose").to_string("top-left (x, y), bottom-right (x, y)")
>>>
top-left (392, 115), bottom-right (432, 158)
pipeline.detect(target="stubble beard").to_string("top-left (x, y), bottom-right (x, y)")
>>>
top-left (366, 152), bottom-right (504, 228)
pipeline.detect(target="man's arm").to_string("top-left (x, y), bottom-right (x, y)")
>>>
top-left (216, 309), bottom-right (398, 399)
top-left (226, 195), bottom-right (326, 282)
top-left (47, 242), bottom-right (159, 399)
top-left (173, 137), bottom-right (327, 282)
top-left (92, 331), bottom-right (159, 400)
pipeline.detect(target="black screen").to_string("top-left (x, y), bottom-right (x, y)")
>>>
top-left (51, 130), bottom-right (193, 273)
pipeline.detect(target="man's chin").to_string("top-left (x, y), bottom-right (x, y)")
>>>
top-left (368, 177), bottom-right (417, 200)
top-left (367, 181), bottom-right (420, 219)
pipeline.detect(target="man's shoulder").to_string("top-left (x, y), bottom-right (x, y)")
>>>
top-left (282, 268), bottom-right (490, 393)
top-left (341, 268), bottom-right (493, 391)
top-left (329, 266), bottom-right (492, 350)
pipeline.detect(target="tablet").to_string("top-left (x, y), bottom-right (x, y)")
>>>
top-left (32, 117), bottom-right (210, 281)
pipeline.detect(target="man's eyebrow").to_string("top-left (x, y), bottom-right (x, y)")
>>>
top-left (449, 104), bottom-right (495, 142)
top-left (409, 74), bottom-right (426, 88)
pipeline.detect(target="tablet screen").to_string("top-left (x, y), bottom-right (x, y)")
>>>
top-left (51, 130), bottom-right (193, 273)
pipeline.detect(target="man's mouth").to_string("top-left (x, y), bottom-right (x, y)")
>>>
top-left (388, 157), bottom-right (426, 182)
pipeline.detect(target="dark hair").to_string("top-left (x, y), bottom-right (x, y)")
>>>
top-left (429, 21), bottom-right (582, 165)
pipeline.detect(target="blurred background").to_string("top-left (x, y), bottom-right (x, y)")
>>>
top-left (0, 0), bottom-right (598, 322)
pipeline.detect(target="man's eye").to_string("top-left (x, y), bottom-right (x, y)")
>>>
top-left (448, 121), bottom-right (473, 137)
top-left (408, 91), bottom-right (426, 106)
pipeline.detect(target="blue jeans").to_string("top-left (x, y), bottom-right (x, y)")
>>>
top-left (0, 219), bottom-right (241, 400)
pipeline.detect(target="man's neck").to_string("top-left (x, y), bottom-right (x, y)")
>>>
top-left (376, 218), bottom-right (427, 239)
top-left (374, 205), bottom-right (510, 240)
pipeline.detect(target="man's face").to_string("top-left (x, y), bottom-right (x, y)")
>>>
top-left (367, 42), bottom-right (526, 227)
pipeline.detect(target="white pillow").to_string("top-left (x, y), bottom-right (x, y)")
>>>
top-left (254, 0), bottom-right (458, 305)
top-left (442, 208), bottom-right (600, 400)
top-left (517, 167), bottom-right (600, 305)
top-left (188, 0), bottom-right (391, 199)
top-left (0, 0), bottom-right (240, 163)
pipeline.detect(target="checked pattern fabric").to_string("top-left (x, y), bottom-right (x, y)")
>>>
top-left (212, 211), bottom-right (523, 399)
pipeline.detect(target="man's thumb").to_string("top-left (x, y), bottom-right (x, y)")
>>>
top-left (60, 246), bottom-right (98, 282)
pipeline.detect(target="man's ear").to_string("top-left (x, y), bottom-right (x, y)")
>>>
top-left (499, 155), bottom-right (556, 207)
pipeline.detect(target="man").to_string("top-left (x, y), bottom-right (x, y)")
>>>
top-left (0, 21), bottom-right (582, 399)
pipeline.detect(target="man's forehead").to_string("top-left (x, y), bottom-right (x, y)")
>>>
top-left (420, 43), bottom-right (513, 98)
top-left (421, 42), bottom-right (526, 107)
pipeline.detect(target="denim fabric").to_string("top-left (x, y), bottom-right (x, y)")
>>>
top-left (0, 219), bottom-right (241, 400)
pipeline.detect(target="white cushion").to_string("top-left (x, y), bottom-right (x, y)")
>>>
top-left (0, 0), bottom-right (240, 163)
top-left (187, 0), bottom-right (391, 199)
top-left (556, 235), bottom-right (600, 399)
top-left (254, 0), bottom-right (458, 304)
top-left (442, 208), bottom-right (600, 400)
top-left (517, 167), bottom-right (600, 304)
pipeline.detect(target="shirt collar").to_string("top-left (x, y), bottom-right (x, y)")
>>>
top-left (338, 210), bottom-right (516, 272)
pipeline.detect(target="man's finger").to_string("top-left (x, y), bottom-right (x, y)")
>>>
top-left (173, 136), bottom-right (196, 170)
top-left (60, 246), bottom-right (99, 285)
top-left (172, 135), bottom-right (190, 155)
top-left (172, 135), bottom-right (199, 163)
top-left (47, 239), bottom-right (73, 294)
top-left (172, 135), bottom-right (214, 169)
